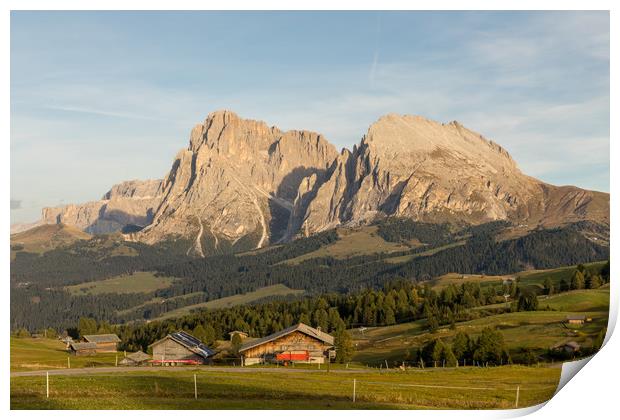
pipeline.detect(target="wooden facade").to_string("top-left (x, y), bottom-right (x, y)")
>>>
top-left (68, 342), bottom-right (97, 356)
top-left (566, 315), bottom-right (586, 325)
top-left (149, 331), bottom-right (215, 365)
top-left (151, 336), bottom-right (205, 363)
top-left (83, 334), bottom-right (121, 353)
top-left (239, 323), bottom-right (334, 366)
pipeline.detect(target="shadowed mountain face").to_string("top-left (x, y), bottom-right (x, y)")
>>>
top-left (289, 114), bottom-right (609, 236)
top-left (34, 111), bottom-right (609, 255)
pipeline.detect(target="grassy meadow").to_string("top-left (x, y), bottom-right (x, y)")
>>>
top-left (11, 365), bottom-right (560, 409)
top-left (281, 226), bottom-right (416, 264)
top-left (351, 288), bottom-right (609, 365)
top-left (11, 337), bottom-right (122, 372)
top-left (66, 271), bottom-right (176, 296)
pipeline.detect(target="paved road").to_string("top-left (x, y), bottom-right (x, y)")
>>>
top-left (11, 365), bottom-right (374, 377)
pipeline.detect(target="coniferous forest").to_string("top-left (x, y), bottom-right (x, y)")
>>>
top-left (10, 220), bottom-right (609, 332)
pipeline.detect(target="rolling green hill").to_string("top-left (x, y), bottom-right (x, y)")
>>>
top-left (151, 284), bottom-right (305, 321)
top-left (66, 272), bottom-right (176, 296)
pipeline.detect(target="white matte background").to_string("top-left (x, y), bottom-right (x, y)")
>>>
top-left (1, 0), bottom-right (616, 418)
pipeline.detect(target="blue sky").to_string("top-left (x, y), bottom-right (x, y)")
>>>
top-left (10, 11), bottom-right (609, 224)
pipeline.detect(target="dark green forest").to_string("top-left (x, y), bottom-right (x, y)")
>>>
top-left (10, 220), bottom-right (609, 331)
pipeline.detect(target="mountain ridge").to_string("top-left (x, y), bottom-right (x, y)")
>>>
top-left (30, 110), bottom-right (609, 255)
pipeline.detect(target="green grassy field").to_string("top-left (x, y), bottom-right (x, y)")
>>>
top-left (10, 365), bottom-right (560, 409)
top-left (10, 223), bottom-right (91, 259)
top-left (426, 261), bottom-right (607, 293)
top-left (539, 289), bottom-right (610, 312)
top-left (65, 271), bottom-right (176, 296)
top-left (351, 288), bottom-right (609, 365)
top-left (11, 338), bottom-right (122, 372)
top-left (281, 226), bottom-right (416, 265)
top-left (152, 284), bottom-right (305, 321)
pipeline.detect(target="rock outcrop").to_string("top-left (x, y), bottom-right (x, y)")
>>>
top-left (41, 179), bottom-right (163, 234)
top-left (289, 114), bottom-right (609, 236)
top-left (35, 111), bottom-right (609, 254)
top-left (136, 110), bottom-right (338, 255)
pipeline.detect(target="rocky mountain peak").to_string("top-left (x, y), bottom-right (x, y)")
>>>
top-left (36, 110), bottom-right (608, 255)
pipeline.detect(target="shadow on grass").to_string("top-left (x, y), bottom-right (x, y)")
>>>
top-left (10, 373), bottom-right (405, 410)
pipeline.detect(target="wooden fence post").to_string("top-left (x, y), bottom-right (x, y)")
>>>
top-left (352, 379), bottom-right (356, 402)
top-left (67, 357), bottom-right (70, 369)
top-left (46, 371), bottom-right (49, 398)
top-left (515, 386), bottom-right (520, 408)
top-left (194, 374), bottom-right (197, 400)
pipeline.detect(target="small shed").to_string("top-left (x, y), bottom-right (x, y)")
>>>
top-left (557, 341), bottom-right (581, 354)
top-left (150, 331), bottom-right (215, 365)
top-left (228, 331), bottom-right (249, 340)
top-left (83, 334), bottom-right (121, 352)
top-left (119, 350), bottom-right (151, 366)
top-left (239, 323), bottom-right (335, 366)
top-left (68, 342), bottom-right (97, 356)
top-left (565, 315), bottom-right (586, 325)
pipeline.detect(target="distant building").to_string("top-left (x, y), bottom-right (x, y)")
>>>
top-left (565, 315), bottom-right (586, 325)
top-left (83, 334), bottom-right (121, 352)
top-left (239, 323), bottom-right (335, 366)
top-left (150, 331), bottom-right (215, 366)
top-left (557, 341), bottom-right (581, 354)
top-left (119, 350), bottom-right (151, 366)
top-left (228, 331), bottom-right (249, 340)
top-left (68, 342), bottom-right (97, 356)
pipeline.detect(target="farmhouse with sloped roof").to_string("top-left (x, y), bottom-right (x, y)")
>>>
top-left (239, 323), bottom-right (335, 366)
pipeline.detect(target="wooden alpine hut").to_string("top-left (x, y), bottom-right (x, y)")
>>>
top-left (119, 350), bottom-right (151, 366)
top-left (83, 334), bottom-right (121, 352)
top-left (239, 323), bottom-right (335, 366)
top-left (68, 341), bottom-right (97, 356)
top-left (149, 331), bottom-right (215, 366)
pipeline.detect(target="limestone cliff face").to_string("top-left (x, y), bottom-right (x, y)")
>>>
top-left (36, 111), bottom-right (609, 253)
top-left (289, 114), bottom-right (609, 236)
top-left (41, 179), bottom-right (163, 234)
top-left (136, 110), bottom-right (338, 255)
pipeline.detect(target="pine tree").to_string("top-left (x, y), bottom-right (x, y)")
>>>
top-left (586, 274), bottom-right (602, 289)
top-left (442, 344), bottom-right (458, 367)
top-left (452, 331), bottom-right (470, 361)
top-left (334, 326), bottom-right (354, 363)
top-left (192, 324), bottom-right (208, 343)
top-left (570, 270), bottom-right (585, 290)
top-left (230, 333), bottom-right (243, 356)
top-left (543, 277), bottom-right (553, 295)
top-left (517, 291), bottom-right (538, 311)
top-left (78, 317), bottom-right (97, 338)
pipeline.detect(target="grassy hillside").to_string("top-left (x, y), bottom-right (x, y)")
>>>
top-left (11, 337), bottom-right (122, 372)
top-left (428, 261), bottom-right (608, 292)
top-left (10, 365), bottom-right (560, 409)
top-left (281, 226), bottom-right (415, 264)
top-left (152, 284), bottom-right (305, 321)
top-left (351, 288), bottom-right (609, 365)
top-left (10, 224), bottom-right (91, 259)
top-left (65, 272), bottom-right (176, 296)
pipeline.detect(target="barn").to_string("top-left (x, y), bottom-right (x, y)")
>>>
top-left (239, 323), bottom-right (335, 366)
top-left (83, 334), bottom-right (121, 352)
top-left (565, 315), bottom-right (586, 325)
top-left (68, 342), bottom-right (97, 356)
top-left (149, 331), bottom-right (215, 366)
top-left (119, 350), bottom-right (151, 366)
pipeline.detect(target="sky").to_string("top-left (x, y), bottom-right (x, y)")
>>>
top-left (10, 11), bottom-right (610, 224)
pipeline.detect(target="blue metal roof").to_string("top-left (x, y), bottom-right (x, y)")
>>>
top-left (170, 331), bottom-right (215, 358)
